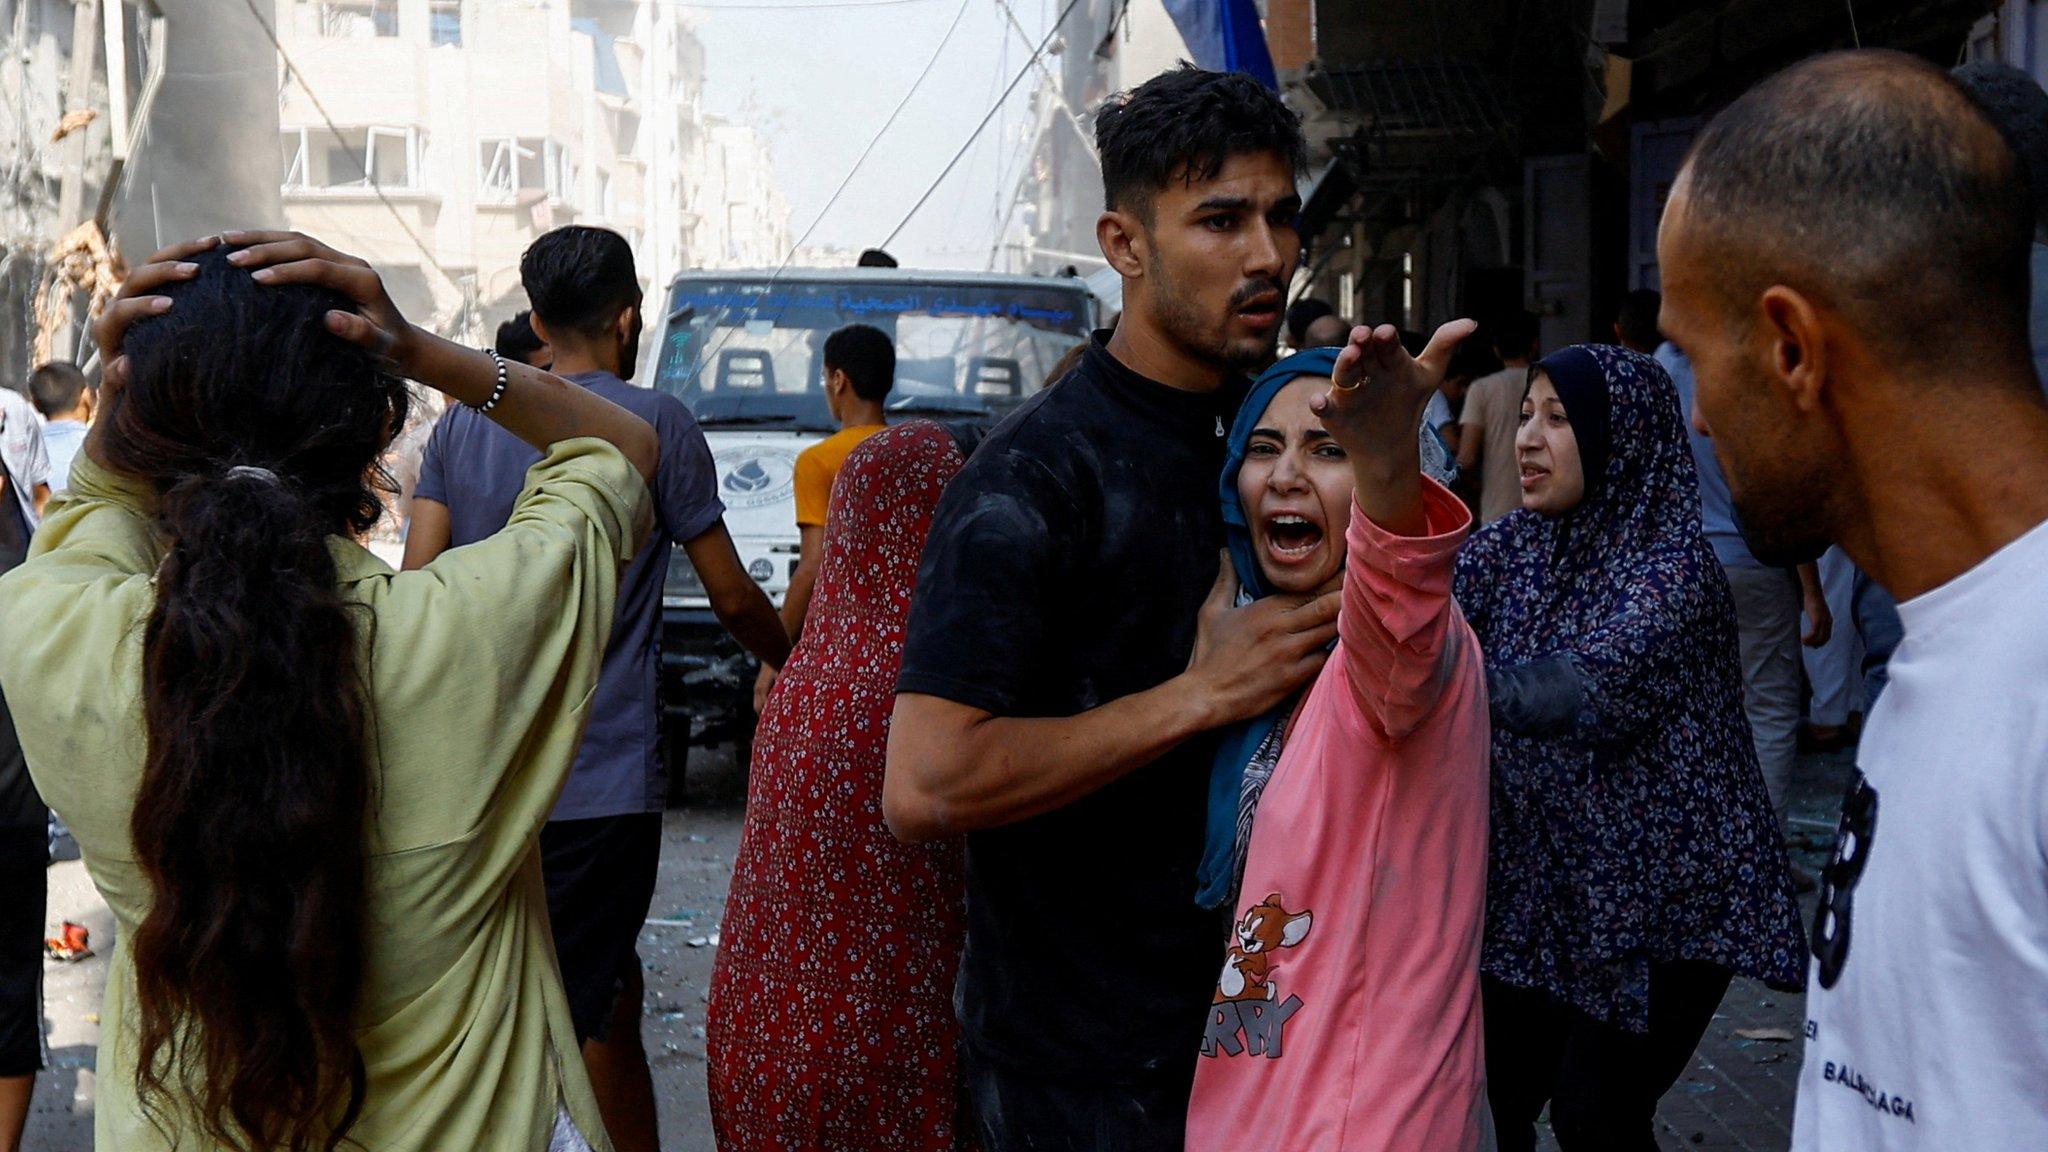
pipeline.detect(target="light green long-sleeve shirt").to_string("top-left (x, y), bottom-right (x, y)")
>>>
top-left (0, 437), bottom-right (653, 1152)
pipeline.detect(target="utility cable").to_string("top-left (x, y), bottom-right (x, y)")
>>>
top-left (236, 0), bottom-right (455, 284)
top-left (879, 0), bottom-right (1084, 249)
top-left (692, 0), bottom-right (973, 375)
top-left (762, 0), bottom-right (972, 261)
top-left (655, 0), bottom-right (941, 9)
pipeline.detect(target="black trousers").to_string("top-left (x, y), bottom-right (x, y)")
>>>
top-left (0, 685), bottom-right (47, 1079)
top-left (962, 1041), bottom-right (1193, 1152)
top-left (539, 812), bottom-right (664, 1045)
top-left (1484, 961), bottom-right (1733, 1152)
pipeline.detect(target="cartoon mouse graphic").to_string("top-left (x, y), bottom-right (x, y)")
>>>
top-left (1215, 894), bottom-right (1313, 1004)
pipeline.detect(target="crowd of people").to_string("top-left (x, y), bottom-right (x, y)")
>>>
top-left (0, 44), bottom-right (2043, 1152)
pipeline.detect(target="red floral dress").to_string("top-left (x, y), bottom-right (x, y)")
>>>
top-left (708, 423), bottom-right (969, 1151)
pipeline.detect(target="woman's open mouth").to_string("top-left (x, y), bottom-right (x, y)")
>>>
top-left (1520, 463), bottom-right (1550, 490)
top-left (1262, 513), bottom-right (1326, 563)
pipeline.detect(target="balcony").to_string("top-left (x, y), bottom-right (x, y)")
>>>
top-left (1306, 58), bottom-right (1519, 189)
top-left (280, 124), bottom-right (441, 202)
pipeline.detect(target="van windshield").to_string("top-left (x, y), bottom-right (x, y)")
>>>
top-left (651, 277), bottom-right (1091, 432)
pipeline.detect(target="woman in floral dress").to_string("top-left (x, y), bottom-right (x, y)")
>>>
top-left (708, 422), bottom-right (973, 1151)
top-left (1453, 345), bottom-right (1806, 1150)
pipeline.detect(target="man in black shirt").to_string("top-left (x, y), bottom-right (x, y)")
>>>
top-left (885, 66), bottom-right (1330, 1151)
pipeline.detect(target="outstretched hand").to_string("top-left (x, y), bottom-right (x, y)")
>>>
top-left (1311, 319), bottom-right (1476, 536)
top-left (1312, 319), bottom-right (1477, 459)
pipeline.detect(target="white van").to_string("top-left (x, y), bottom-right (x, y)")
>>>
top-left (650, 266), bottom-right (1096, 763)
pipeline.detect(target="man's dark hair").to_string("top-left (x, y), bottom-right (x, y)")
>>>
top-left (520, 225), bottom-right (640, 339)
top-left (857, 248), bottom-right (899, 268)
top-left (1681, 50), bottom-right (2032, 370)
top-left (823, 323), bottom-right (894, 403)
top-left (27, 361), bottom-right (88, 418)
top-left (1493, 310), bottom-right (1539, 360)
top-left (1095, 64), bottom-right (1307, 219)
top-left (494, 310), bottom-right (545, 364)
top-left (1952, 60), bottom-right (2048, 234)
top-left (1286, 297), bottom-right (1334, 346)
top-left (1615, 289), bottom-right (1663, 350)
top-left (1302, 313), bottom-right (1353, 348)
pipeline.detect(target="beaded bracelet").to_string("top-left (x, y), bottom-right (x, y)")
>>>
top-left (470, 348), bottom-right (509, 413)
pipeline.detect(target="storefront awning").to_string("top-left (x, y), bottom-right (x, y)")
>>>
top-left (1298, 159), bottom-right (1359, 242)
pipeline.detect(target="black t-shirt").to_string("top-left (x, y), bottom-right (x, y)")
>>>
top-left (897, 333), bottom-right (1244, 1080)
top-left (0, 446), bottom-right (45, 852)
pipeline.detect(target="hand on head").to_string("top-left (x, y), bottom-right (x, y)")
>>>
top-left (92, 235), bottom-right (216, 397)
top-left (96, 231), bottom-right (421, 395)
top-left (223, 231), bottom-right (418, 366)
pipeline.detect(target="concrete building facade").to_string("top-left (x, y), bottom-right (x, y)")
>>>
top-left (698, 117), bottom-right (788, 268)
top-left (0, 0), bottom-right (282, 382)
top-left (1001, 0), bottom-right (1190, 277)
top-left (271, 0), bottom-right (782, 339)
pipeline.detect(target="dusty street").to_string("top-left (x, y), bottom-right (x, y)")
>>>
top-left (23, 741), bottom-right (1851, 1151)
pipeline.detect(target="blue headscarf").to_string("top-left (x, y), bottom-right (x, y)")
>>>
top-left (1195, 348), bottom-right (1341, 909)
top-left (1195, 347), bottom-right (1463, 907)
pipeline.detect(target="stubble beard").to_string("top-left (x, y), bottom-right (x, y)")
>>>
top-left (1723, 432), bottom-right (1833, 566)
top-left (1149, 257), bottom-right (1279, 376)
top-left (1733, 488), bottom-right (1832, 567)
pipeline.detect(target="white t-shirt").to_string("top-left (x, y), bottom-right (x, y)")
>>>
top-left (1792, 515), bottom-right (2048, 1151)
top-left (1425, 390), bottom-right (1455, 433)
top-left (0, 387), bottom-right (49, 526)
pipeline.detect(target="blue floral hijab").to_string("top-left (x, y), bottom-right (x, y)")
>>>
top-left (1195, 347), bottom-right (1457, 908)
top-left (1452, 344), bottom-right (1805, 1029)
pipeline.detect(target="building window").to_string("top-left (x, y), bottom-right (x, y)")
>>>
top-left (479, 138), bottom-right (569, 202)
top-left (548, 144), bottom-right (571, 201)
top-left (282, 126), bottom-right (422, 192)
top-left (281, 129), bottom-right (308, 189)
top-left (318, 0), bottom-right (397, 38)
top-left (429, 0), bottom-right (460, 47)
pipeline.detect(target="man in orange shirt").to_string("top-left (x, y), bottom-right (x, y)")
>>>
top-left (754, 323), bottom-right (893, 710)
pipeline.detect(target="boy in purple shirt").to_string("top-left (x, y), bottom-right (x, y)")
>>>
top-left (406, 226), bottom-right (788, 1152)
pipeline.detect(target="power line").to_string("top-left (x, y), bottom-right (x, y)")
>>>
top-left (236, 0), bottom-right (456, 286)
top-left (656, 0), bottom-right (942, 8)
top-left (879, 0), bottom-right (1084, 249)
top-left (768, 0), bottom-right (972, 256)
top-left (991, 0), bottom-right (1093, 150)
top-left (691, 0), bottom-right (972, 374)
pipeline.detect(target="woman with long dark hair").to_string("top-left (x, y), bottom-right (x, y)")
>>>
top-left (1453, 344), bottom-right (1805, 1150)
top-left (0, 232), bottom-right (661, 1152)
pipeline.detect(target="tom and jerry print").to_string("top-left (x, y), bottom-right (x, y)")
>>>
top-left (1202, 893), bottom-right (1313, 1059)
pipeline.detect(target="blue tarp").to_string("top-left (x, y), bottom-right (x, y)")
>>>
top-left (1163, 0), bottom-right (1278, 90)
top-left (570, 17), bottom-right (629, 97)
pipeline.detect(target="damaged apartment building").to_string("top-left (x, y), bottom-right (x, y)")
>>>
top-left (0, 0), bottom-right (280, 390)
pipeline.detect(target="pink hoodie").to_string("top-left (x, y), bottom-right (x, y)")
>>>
top-left (1187, 477), bottom-right (1492, 1151)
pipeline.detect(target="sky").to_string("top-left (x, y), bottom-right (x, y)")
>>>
top-left (691, 0), bottom-right (1068, 269)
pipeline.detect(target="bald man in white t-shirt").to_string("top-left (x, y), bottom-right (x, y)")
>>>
top-left (1659, 51), bottom-right (2048, 1151)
